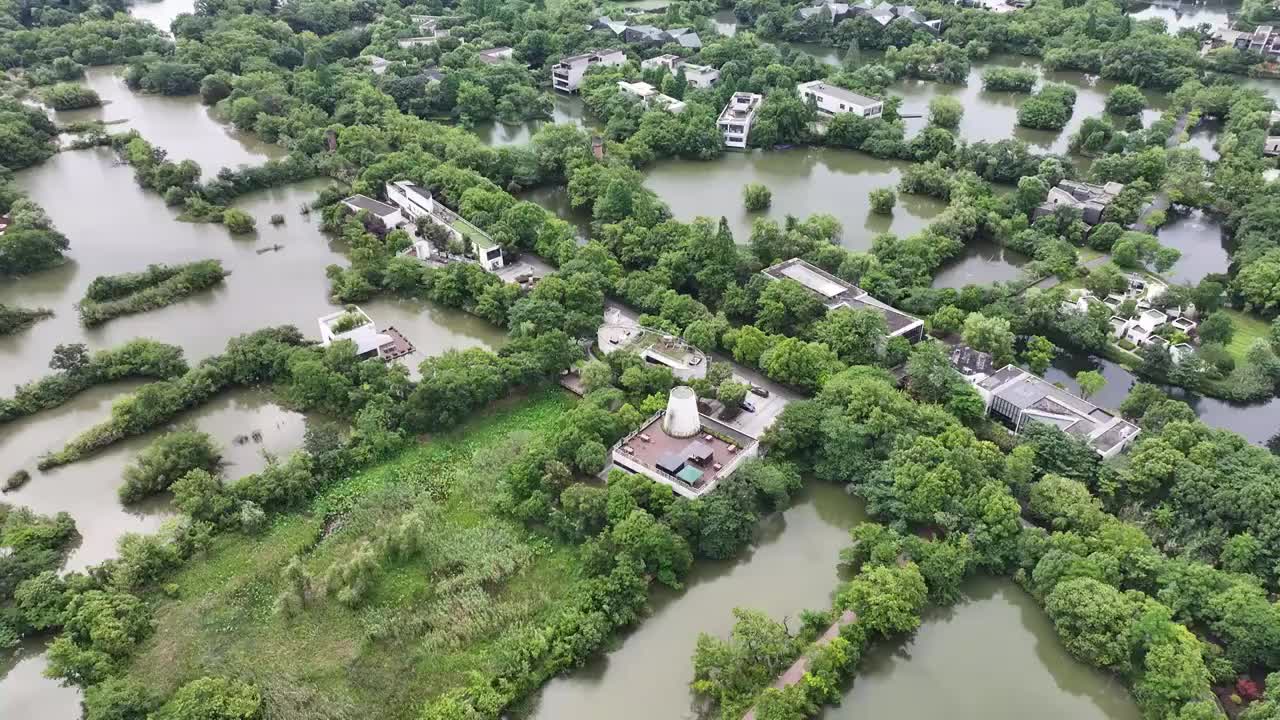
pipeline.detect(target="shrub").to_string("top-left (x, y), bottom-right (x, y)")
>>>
top-left (1105, 84), bottom-right (1146, 116)
top-left (153, 676), bottom-right (263, 720)
top-left (41, 83), bottom-right (101, 111)
top-left (119, 428), bottom-right (222, 504)
top-left (982, 67), bottom-right (1037, 93)
top-left (78, 260), bottom-right (228, 326)
top-left (869, 187), bottom-right (896, 214)
top-left (222, 209), bottom-right (256, 234)
top-left (1017, 84), bottom-right (1077, 131)
top-left (743, 183), bottom-right (772, 211)
top-left (269, 213), bottom-right (284, 225)
top-left (3, 469), bottom-right (30, 492)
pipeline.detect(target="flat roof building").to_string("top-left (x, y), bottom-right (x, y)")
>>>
top-left (797, 80), bottom-right (882, 118)
top-left (617, 80), bottom-right (685, 113)
top-left (317, 306), bottom-right (414, 362)
top-left (342, 195), bottom-right (403, 227)
top-left (552, 49), bottom-right (626, 92)
top-left (973, 365), bottom-right (1139, 459)
top-left (611, 387), bottom-right (759, 498)
top-left (718, 92), bottom-right (762, 149)
top-left (761, 258), bottom-right (925, 341)
top-left (477, 46), bottom-right (514, 64)
top-left (383, 180), bottom-right (504, 272)
top-left (598, 306), bottom-right (708, 380)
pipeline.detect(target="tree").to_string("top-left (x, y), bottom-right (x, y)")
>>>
top-left (1196, 312), bottom-right (1233, 346)
top-left (743, 183), bottom-right (772, 211)
top-left (1023, 335), bottom-right (1057, 375)
top-left (814, 308), bottom-right (887, 365)
top-left (83, 677), bottom-right (160, 720)
top-left (41, 83), bottom-right (101, 111)
top-left (962, 312), bottom-right (1015, 366)
top-left (692, 608), bottom-right (799, 716)
top-left (837, 564), bottom-right (928, 638)
top-left (759, 338), bottom-right (842, 393)
top-left (171, 468), bottom-right (235, 523)
top-left (1044, 577), bottom-right (1137, 672)
top-left (928, 96), bottom-right (963, 129)
top-left (222, 209), bottom-right (255, 234)
top-left (1015, 176), bottom-right (1049, 214)
top-left (120, 428), bottom-right (222, 504)
top-left (869, 187), bottom-right (896, 214)
top-left (50, 343), bottom-right (90, 373)
top-left (1076, 370), bottom-right (1106, 400)
top-left (153, 676), bottom-right (262, 720)
top-left (717, 380), bottom-right (750, 409)
top-left (1105, 84), bottom-right (1146, 116)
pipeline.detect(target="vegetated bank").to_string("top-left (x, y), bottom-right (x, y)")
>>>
top-left (77, 259), bottom-right (229, 326)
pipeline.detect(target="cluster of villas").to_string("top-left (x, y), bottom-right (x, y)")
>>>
top-left (950, 347), bottom-right (1141, 459)
top-left (717, 81), bottom-right (884, 148)
top-left (341, 181), bottom-right (506, 273)
top-left (1062, 274), bottom-right (1200, 361)
top-left (397, 14), bottom-right (449, 48)
top-left (1033, 179), bottom-right (1125, 226)
top-left (588, 16), bottom-right (704, 49)
top-left (797, 0), bottom-right (943, 33)
top-left (1210, 23), bottom-right (1280, 60)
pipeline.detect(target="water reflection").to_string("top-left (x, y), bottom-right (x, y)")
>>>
top-left (712, 9), bottom-right (738, 36)
top-left (823, 577), bottom-right (1139, 720)
top-left (1045, 352), bottom-right (1280, 446)
top-left (470, 94), bottom-right (598, 147)
top-left (1128, 0), bottom-right (1239, 31)
top-left (0, 637), bottom-right (81, 720)
top-left (524, 483), bottom-right (866, 720)
top-left (643, 148), bottom-right (946, 250)
top-left (56, 66), bottom-right (283, 172)
top-left (1155, 209), bottom-right (1231, 284)
top-left (932, 236), bottom-right (1030, 288)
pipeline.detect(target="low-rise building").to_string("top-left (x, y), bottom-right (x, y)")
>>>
top-left (317, 306), bottom-right (414, 362)
top-left (384, 180), bottom-right (505, 272)
top-left (598, 307), bottom-right (708, 380)
top-left (617, 80), bottom-right (686, 113)
top-left (477, 46), bottom-right (514, 64)
top-left (718, 92), bottom-right (763, 149)
top-left (365, 55), bottom-right (390, 75)
top-left (1033, 179), bottom-right (1125, 226)
top-left (970, 365), bottom-right (1140, 459)
top-left (610, 387), bottom-right (759, 499)
top-left (552, 49), bottom-right (626, 92)
top-left (640, 55), bottom-right (720, 88)
top-left (342, 195), bottom-right (403, 227)
top-left (797, 80), bottom-right (882, 118)
top-left (1239, 24), bottom-right (1280, 58)
top-left (761, 258), bottom-right (925, 342)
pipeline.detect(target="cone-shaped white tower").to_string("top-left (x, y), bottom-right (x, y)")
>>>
top-left (663, 386), bottom-right (701, 438)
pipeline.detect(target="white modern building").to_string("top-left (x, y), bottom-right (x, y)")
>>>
top-left (597, 306), bottom-right (708, 381)
top-left (384, 180), bottom-right (505, 272)
top-left (552, 49), bottom-right (626, 92)
top-left (640, 54), bottom-right (720, 89)
top-left (342, 195), bottom-right (403, 227)
top-left (718, 92), bottom-right (763, 149)
top-left (970, 365), bottom-right (1140, 459)
top-left (610, 387), bottom-right (759, 499)
top-left (797, 80), bottom-right (882, 118)
top-left (317, 306), bottom-right (413, 361)
top-left (617, 80), bottom-right (686, 113)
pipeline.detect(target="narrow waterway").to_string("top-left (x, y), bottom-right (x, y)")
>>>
top-left (1127, 0), bottom-right (1239, 30)
top-left (524, 483), bottom-right (865, 720)
top-left (1, 638), bottom-right (80, 720)
top-left (1046, 352), bottom-right (1280, 448)
top-left (56, 66), bottom-right (283, 172)
top-left (823, 576), bottom-right (1140, 720)
top-left (3, 150), bottom-right (505, 386)
top-left (643, 148), bottom-right (947, 250)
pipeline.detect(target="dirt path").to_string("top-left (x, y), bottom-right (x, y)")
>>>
top-left (741, 610), bottom-right (858, 720)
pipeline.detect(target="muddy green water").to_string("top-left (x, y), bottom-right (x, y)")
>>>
top-left (823, 576), bottom-right (1140, 720)
top-left (643, 148), bottom-right (947, 251)
top-left (1128, 0), bottom-right (1239, 31)
top-left (127, 0), bottom-right (195, 32)
top-left (471, 94), bottom-right (598, 147)
top-left (56, 66), bottom-right (284, 173)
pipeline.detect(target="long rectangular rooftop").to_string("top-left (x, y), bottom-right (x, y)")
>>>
top-left (761, 258), bottom-right (922, 336)
top-left (801, 81), bottom-right (879, 107)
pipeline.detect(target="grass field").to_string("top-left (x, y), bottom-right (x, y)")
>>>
top-left (1223, 309), bottom-right (1272, 362)
top-left (127, 389), bottom-right (581, 720)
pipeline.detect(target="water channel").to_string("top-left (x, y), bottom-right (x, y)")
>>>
top-left (56, 66), bottom-right (284, 173)
top-left (1127, 0), bottom-right (1239, 31)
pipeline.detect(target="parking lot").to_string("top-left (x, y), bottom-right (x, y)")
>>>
top-left (709, 352), bottom-right (800, 438)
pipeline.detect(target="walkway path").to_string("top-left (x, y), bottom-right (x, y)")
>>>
top-left (741, 610), bottom-right (858, 720)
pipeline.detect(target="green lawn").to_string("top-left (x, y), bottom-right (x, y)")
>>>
top-left (1223, 309), bottom-right (1272, 362)
top-left (127, 389), bottom-right (581, 720)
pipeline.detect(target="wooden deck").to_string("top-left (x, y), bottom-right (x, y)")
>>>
top-left (378, 326), bottom-right (415, 361)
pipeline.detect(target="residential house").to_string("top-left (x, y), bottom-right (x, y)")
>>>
top-left (761, 258), bottom-right (925, 342)
top-left (365, 55), bottom-right (390, 75)
top-left (797, 80), bottom-right (883, 118)
top-left (640, 54), bottom-right (720, 88)
top-left (383, 180), bottom-right (505, 272)
top-left (1239, 24), bottom-right (1280, 58)
top-left (592, 16), bottom-right (702, 49)
top-left (617, 80), bottom-right (686, 113)
top-left (718, 92), bottom-right (762, 149)
top-left (317, 306), bottom-right (413, 362)
top-left (477, 46), bottom-right (515, 64)
top-left (1033, 179), bottom-right (1125, 226)
top-left (1266, 136), bottom-right (1280, 157)
top-left (342, 195), bottom-right (403, 227)
top-left (610, 387), bottom-right (759, 499)
top-left (970, 365), bottom-right (1140, 459)
top-left (552, 49), bottom-right (626, 92)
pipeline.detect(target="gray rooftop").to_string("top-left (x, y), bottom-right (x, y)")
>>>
top-left (801, 81), bottom-right (880, 107)
top-left (762, 258), bottom-right (921, 336)
top-left (343, 195), bottom-right (398, 216)
top-left (981, 365), bottom-right (1138, 455)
